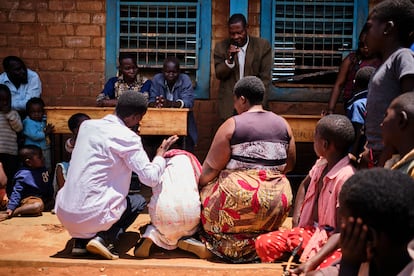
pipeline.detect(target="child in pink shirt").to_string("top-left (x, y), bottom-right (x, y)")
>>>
top-left (255, 115), bottom-right (356, 273)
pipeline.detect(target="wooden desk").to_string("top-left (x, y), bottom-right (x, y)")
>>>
top-left (282, 115), bottom-right (320, 143)
top-left (45, 106), bottom-right (189, 135)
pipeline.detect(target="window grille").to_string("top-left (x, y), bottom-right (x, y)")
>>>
top-left (119, 1), bottom-right (199, 70)
top-left (272, 0), bottom-right (355, 82)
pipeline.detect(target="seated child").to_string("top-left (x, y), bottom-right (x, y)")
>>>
top-left (0, 84), bottom-right (23, 197)
top-left (346, 66), bottom-right (375, 158)
top-left (23, 97), bottom-right (54, 172)
top-left (338, 168), bottom-right (414, 276)
top-left (381, 92), bottom-right (414, 177)
top-left (147, 56), bottom-right (197, 152)
top-left (96, 53), bottom-right (151, 107)
top-left (0, 145), bottom-right (53, 221)
top-left (134, 149), bottom-right (211, 259)
top-left (255, 114), bottom-right (356, 273)
top-left (53, 113), bottom-right (91, 194)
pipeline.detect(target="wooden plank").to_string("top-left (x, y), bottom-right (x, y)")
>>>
top-left (45, 106), bottom-right (188, 135)
top-left (282, 115), bottom-right (321, 143)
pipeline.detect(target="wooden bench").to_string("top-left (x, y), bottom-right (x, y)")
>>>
top-left (282, 115), bottom-right (320, 143)
top-left (45, 106), bottom-right (189, 135)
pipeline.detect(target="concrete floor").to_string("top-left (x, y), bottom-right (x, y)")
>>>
top-left (0, 186), bottom-right (292, 275)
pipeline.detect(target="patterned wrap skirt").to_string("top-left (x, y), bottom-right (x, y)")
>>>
top-left (200, 168), bottom-right (292, 263)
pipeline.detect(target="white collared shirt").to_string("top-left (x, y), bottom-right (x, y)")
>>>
top-left (237, 36), bottom-right (249, 79)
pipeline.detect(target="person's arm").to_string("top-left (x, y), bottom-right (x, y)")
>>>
top-left (291, 233), bottom-right (341, 275)
top-left (55, 165), bottom-right (66, 191)
top-left (0, 162), bottom-right (7, 189)
top-left (199, 118), bottom-right (234, 187)
top-left (325, 55), bottom-right (353, 114)
top-left (175, 74), bottom-right (194, 108)
top-left (19, 70), bottom-right (42, 111)
top-left (141, 79), bottom-right (152, 94)
top-left (23, 119), bottom-right (45, 141)
top-left (214, 41), bottom-right (235, 81)
top-left (292, 175), bottom-right (310, 227)
top-left (148, 75), bottom-right (162, 107)
top-left (96, 78), bottom-right (117, 107)
top-left (282, 118), bottom-right (296, 174)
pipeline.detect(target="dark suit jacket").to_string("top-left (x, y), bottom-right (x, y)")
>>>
top-left (214, 36), bottom-right (272, 119)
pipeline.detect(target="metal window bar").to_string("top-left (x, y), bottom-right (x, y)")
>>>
top-left (273, 0), bottom-right (355, 82)
top-left (119, 1), bottom-right (199, 70)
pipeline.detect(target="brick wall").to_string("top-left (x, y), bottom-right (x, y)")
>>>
top-left (0, 0), bottom-right (106, 107)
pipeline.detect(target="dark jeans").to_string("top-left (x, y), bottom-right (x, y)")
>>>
top-left (97, 193), bottom-right (146, 243)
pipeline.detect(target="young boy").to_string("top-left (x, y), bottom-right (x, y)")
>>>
top-left (23, 97), bottom-right (54, 171)
top-left (148, 56), bottom-right (197, 152)
top-left (339, 168), bottom-right (414, 276)
top-left (346, 66), bottom-right (376, 158)
top-left (381, 92), bottom-right (414, 177)
top-left (0, 145), bottom-right (53, 221)
top-left (255, 114), bottom-right (355, 273)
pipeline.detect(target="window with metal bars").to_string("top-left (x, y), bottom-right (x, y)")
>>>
top-left (106, 0), bottom-right (211, 98)
top-left (272, 0), bottom-right (360, 84)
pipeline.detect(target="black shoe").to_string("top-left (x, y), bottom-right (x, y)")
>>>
top-left (72, 238), bottom-right (89, 256)
top-left (86, 236), bottom-right (119, 260)
top-left (134, 237), bottom-right (153, 258)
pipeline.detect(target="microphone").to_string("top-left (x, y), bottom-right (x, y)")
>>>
top-left (228, 42), bottom-right (238, 62)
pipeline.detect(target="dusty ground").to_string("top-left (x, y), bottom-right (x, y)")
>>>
top-left (0, 186), bottom-right (292, 275)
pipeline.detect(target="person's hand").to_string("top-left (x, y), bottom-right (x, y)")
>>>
top-left (0, 209), bottom-right (13, 222)
top-left (289, 260), bottom-right (318, 275)
top-left (227, 44), bottom-right (240, 63)
top-left (340, 217), bottom-right (368, 266)
top-left (154, 96), bottom-right (165, 108)
top-left (321, 109), bottom-right (334, 116)
top-left (44, 123), bottom-right (55, 135)
top-left (156, 135), bottom-right (179, 156)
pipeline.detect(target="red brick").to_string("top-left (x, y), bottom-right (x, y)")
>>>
top-left (74, 73), bottom-right (102, 85)
top-left (71, 83), bottom-right (91, 96)
top-left (48, 48), bottom-right (75, 60)
top-left (35, 1), bottom-right (48, 10)
top-left (49, 0), bottom-right (75, 11)
top-left (64, 36), bottom-right (91, 48)
top-left (77, 48), bottom-right (102, 60)
top-left (77, 1), bottom-right (103, 11)
top-left (92, 37), bottom-right (104, 48)
top-left (0, 35), bottom-right (6, 46)
top-left (0, 49), bottom-right (19, 61)
top-left (65, 60), bottom-right (92, 72)
top-left (75, 25), bottom-right (101, 36)
top-left (39, 34), bottom-right (63, 47)
top-left (91, 60), bottom-right (105, 72)
top-left (8, 10), bottom-right (35, 22)
top-left (8, 35), bottom-right (35, 46)
top-left (41, 83), bottom-right (64, 99)
top-left (21, 48), bottom-right (48, 59)
top-left (20, 24), bottom-right (47, 35)
top-left (37, 11), bottom-right (64, 23)
top-left (38, 60), bottom-right (64, 71)
top-left (48, 24), bottom-right (75, 36)
top-left (0, 0), bottom-right (18, 9)
top-left (92, 13), bottom-right (105, 24)
top-left (0, 11), bottom-right (7, 22)
top-left (0, 23), bottom-right (20, 34)
top-left (63, 13), bottom-right (90, 24)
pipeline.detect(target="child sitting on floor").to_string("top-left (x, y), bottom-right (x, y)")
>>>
top-left (338, 168), bottom-right (414, 276)
top-left (0, 145), bottom-right (53, 221)
top-left (255, 114), bottom-right (356, 274)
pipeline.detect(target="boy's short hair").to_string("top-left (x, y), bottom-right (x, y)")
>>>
top-left (228, 13), bottom-right (247, 27)
top-left (0, 84), bottom-right (11, 97)
top-left (115, 91), bottom-right (148, 119)
top-left (354, 66), bottom-right (375, 90)
top-left (68, 113), bottom-right (90, 133)
top-left (233, 76), bottom-right (265, 105)
top-left (340, 168), bottom-right (414, 244)
top-left (390, 91), bottom-right (414, 118)
top-left (370, 0), bottom-right (414, 47)
top-left (316, 114), bottom-right (355, 154)
top-left (163, 56), bottom-right (180, 71)
top-left (26, 97), bottom-right (45, 112)
top-left (19, 145), bottom-right (42, 165)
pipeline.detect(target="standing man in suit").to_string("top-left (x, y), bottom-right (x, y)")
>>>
top-left (214, 13), bottom-right (272, 120)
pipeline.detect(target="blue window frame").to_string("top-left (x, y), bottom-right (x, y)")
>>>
top-left (106, 0), bottom-right (211, 99)
top-left (261, 0), bottom-right (368, 101)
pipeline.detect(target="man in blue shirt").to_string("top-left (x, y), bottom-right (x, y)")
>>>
top-left (0, 56), bottom-right (42, 116)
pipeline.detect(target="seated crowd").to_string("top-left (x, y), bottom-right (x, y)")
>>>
top-left (0, 1), bottom-right (414, 275)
